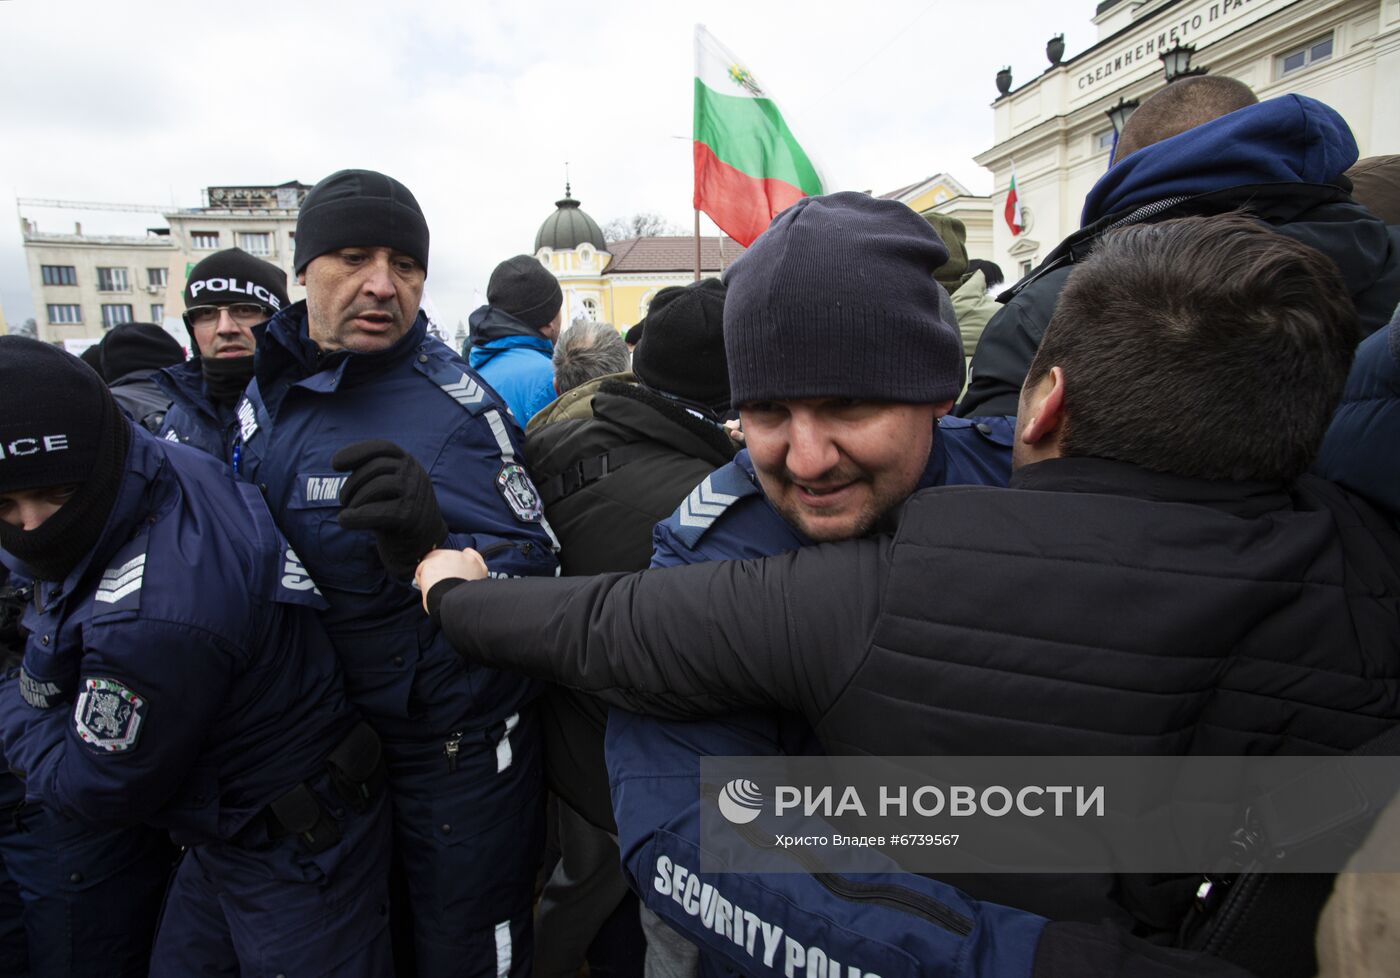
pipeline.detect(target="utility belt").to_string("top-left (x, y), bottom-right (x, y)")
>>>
top-left (264, 721), bottom-right (386, 855)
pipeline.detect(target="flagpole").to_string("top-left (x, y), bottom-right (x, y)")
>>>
top-left (694, 209), bottom-right (702, 281)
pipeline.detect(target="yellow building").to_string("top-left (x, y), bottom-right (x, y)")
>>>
top-left (877, 172), bottom-right (997, 267)
top-left (533, 187), bottom-right (742, 330)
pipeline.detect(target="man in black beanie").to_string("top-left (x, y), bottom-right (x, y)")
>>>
top-left (522, 276), bottom-right (736, 976)
top-left (153, 247), bottom-right (289, 459)
top-left (468, 254), bottom-right (565, 426)
top-left (236, 168), bottom-right (557, 976)
top-left (0, 336), bottom-right (394, 976)
top-left (92, 322), bottom-right (187, 433)
top-left (561, 192), bottom-right (1018, 975)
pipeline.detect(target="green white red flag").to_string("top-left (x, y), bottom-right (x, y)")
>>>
top-left (1004, 163), bottom-right (1023, 235)
top-left (693, 25), bottom-right (823, 247)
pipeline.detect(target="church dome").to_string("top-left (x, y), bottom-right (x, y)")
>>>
top-left (535, 184), bottom-right (607, 252)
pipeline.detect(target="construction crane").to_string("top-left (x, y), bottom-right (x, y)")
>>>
top-left (16, 197), bottom-right (170, 214)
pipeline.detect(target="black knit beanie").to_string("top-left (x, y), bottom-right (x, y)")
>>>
top-left (632, 278), bottom-right (730, 417)
top-left (0, 337), bottom-right (132, 582)
top-left (722, 191), bottom-right (962, 407)
top-left (487, 255), bottom-right (562, 330)
top-left (183, 247), bottom-right (290, 320)
top-left (294, 169), bottom-right (430, 274)
top-left (96, 322), bottom-right (185, 382)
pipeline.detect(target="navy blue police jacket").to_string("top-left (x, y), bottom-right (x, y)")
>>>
top-left (0, 425), bottom-right (356, 847)
top-left (154, 359), bottom-right (240, 462)
top-left (612, 416), bottom-right (1025, 978)
top-left (237, 303), bottom-right (559, 740)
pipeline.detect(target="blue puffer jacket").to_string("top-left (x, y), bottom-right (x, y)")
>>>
top-left (154, 359), bottom-right (239, 462)
top-left (0, 426), bottom-right (356, 847)
top-left (960, 94), bottom-right (1400, 418)
top-left (1316, 306), bottom-right (1400, 519)
top-left (467, 305), bottom-right (556, 427)
top-left (239, 303), bottom-right (560, 741)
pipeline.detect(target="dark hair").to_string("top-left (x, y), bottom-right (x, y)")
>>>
top-left (551, 319), bottom-right (629, 394)
top-left (1115, 75), bottom-right (1258, 161)
top-left (1026, 214), bottom-right (1359, 482)
top-left (965, 259), bottom-right (1004, 290)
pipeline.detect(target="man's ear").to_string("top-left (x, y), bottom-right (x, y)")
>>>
top-left (297, 271), bottom-right (306, 286)
top-left (1018, 366), bottom-right (1067, 447)
top-left (930, 398), bottom-right (955, 420)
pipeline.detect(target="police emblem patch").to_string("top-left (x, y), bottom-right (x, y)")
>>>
top-left (73, 678), bottom-right (146, 752)
top-left (496, 463), bottom-right (543, 522)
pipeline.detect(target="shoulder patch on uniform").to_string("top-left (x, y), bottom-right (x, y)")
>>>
top-left (94, 553), bottom-right (145, 607)
top-left (670, 465), bottom-right (762, 549)
top-left (73, 677), bottom-right (146, 752)
top-left (496, 462), bottom-right (543, 523)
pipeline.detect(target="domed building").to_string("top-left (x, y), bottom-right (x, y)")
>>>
top-left (533, 184), bottom-right (742, 330)
top-left (535, 184), bottom-right (607, 253)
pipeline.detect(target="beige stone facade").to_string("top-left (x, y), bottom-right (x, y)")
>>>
top-left (22, 182), bottom-right (309, 344)
top-left (977, 0), bottom-right (1398, 277)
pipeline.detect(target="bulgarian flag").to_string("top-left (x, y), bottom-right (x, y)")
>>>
top-left (693, 25), bottom-right (823, 247)
top-left (1004, 162), bottom-right (1023, 236)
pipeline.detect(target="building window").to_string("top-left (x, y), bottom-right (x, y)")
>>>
top-left (191, 231), bottom-right (220, 249)
top-left (151, 304), bottom-right (165, 322)
top-left (41, 265), bottom-right (77, 286)
top-left (1278, 34), bottom-right (1333, 76)
top-left (236, 232), bottom-right (273, 256)
top-left (1094, 128), bottom-right (1116, 153)
top-left (47, 303), bottom-right (81, 324)
top-left (101, 304), bottom-right (134, 327)
top-left (582, 298), bottom-right (599, 320)
top-left (148, 267), bottom-right (168, 288)
top-left (96, 267), bottom-right (129, 292)
top-left (1019, 259), bottom-right (1034, 278)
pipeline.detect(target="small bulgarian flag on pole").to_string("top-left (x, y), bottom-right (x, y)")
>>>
top-left (1004, 162), bottom-right (1023, 236)
top-left (693, 25), bottom-right (823, 248)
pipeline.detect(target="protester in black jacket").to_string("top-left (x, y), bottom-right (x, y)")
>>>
top-left (960, 80), bottom-right (1400, 418)
top-left (420, 216), bottom-right (1400, 978)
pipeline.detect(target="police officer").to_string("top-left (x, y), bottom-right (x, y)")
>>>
top-left (0, 564), bottom-right (172, 978)
top-left (155, 247), bottom-right (290, 459)
top-left (0, 336), bottom-right (392, 976)
top-left (627, 192), bottom-right (1015, 972)
top-left (234, 169), bottom-right (558, 977)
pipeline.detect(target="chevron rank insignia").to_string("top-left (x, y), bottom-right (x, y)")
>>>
top-left (669, 466), bottom-right (759, 548)
top-left (440, 371), bottom-right (487, 412)
top-left (74, 678), bottom-right (146, 753)
top-left (94, 553), bottom-right (145, 607)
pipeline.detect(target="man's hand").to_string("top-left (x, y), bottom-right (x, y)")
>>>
top-left (415, 548), bottom-right (489, 615)
top-left (332, 440), bottom-right (448, 577)
top-left (723, 418), bottom-right (745, 446)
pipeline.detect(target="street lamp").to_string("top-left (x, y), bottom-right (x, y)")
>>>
top-left (1160, 41), bottom-right (1209, 83)
top-left (1105, 97), bottom-right (1139, 138)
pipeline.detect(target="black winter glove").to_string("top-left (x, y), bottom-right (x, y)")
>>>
top-left (332, 440), bottom-right (448, 577)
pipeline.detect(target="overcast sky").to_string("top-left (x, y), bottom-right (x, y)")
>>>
top-left (0, 0), bottom-right (1093, 328)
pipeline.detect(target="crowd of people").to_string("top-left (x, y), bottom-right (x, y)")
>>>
top-left (0, 75), bottom-right (1397, 978)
